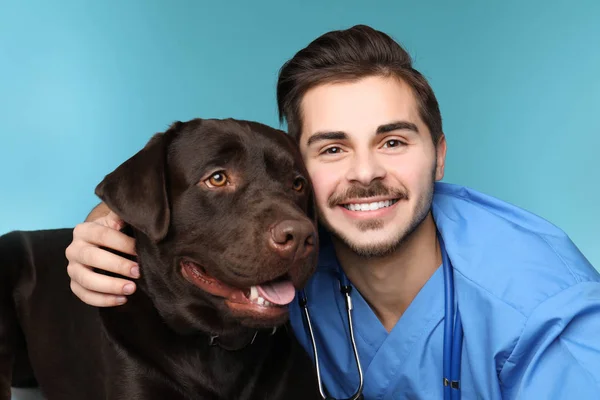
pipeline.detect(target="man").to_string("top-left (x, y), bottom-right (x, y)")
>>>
top-left (66, 25), bottom-right (600, 398)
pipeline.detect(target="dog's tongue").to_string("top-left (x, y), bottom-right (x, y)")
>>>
top-left (256, 280), bottom-right (296, 305)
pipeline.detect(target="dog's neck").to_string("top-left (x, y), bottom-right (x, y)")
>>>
top-left (100, 288), bottom-right (276, 352)
top-left (97, 290), bottom-right (289, 399)
top-left (207, 326), bottom-right (279, 351)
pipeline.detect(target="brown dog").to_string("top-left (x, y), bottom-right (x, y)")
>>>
top-left (0, 118), bottom-right (321, 399)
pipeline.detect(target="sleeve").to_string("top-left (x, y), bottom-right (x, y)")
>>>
top-left (499, 281), bottom-right (600, 399)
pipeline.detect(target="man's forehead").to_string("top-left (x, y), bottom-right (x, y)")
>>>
top-left (299, 75), bottom-right (424, 142)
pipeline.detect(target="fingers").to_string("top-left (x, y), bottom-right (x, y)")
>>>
top-left (66, 212), bottom-right (141, 307)
top-left (66, 218), bottom-right (140, 307)
top-left (70, 280), bottom-right (129, 307)
top-left (67, 257), bottom-right (137, 294)
top-left (66, 238), bottom-right (138, 279)
top-left (73, 221), bottom-right (137, 257)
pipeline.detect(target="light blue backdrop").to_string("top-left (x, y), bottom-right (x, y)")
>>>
top-left (1, 0), bottom-right (598, 272)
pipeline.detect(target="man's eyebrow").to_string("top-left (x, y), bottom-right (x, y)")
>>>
top-left (376, 121), bottom-right (419, 135)
top-left (306, 131), bottom-right (348, 146)
top-left (305, 121), bottom-right (418, 146)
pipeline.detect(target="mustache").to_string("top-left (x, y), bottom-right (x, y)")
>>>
top-left (328, 181), bottom-right (408, 207)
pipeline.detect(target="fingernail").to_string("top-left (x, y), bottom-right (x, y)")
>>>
top-left (116, 296), bottom-right (127, 305)
top-left (130, 266), bottom-right (140, 278)
top-left (123, 283), bottom-right (135, 295)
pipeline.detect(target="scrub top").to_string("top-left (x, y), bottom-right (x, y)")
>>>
top-left (289, 182), bottom-right (600, 399)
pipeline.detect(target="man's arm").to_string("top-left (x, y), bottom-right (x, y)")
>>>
top-left (499, 281), bottom-right (600, 399)
top-left (85, 202), bottom-right (111, 222)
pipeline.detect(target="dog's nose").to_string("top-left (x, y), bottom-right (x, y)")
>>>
top-left (269, 220), bottom-right (315, 260)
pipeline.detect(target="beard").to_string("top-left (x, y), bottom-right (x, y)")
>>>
top-left (319, 168), bottom-right (436, 258)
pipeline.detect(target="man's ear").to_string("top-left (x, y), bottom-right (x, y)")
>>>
top-left (435, 134), bottom-right (447, 181)
top-left (95, 123), bottom-right (182, 242)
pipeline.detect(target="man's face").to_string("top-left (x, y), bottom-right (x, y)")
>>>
top-left (298, 75), bottom-right (446, 257)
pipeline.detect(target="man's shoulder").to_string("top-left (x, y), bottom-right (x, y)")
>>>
top-left (433, 182), bottom-right (599, 317)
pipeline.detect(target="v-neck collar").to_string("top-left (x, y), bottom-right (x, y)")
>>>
top-left (333, 264), bottom-right (445, 398)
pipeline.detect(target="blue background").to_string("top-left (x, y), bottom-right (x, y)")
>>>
top-left (1, 0), bottom-right (598, 271)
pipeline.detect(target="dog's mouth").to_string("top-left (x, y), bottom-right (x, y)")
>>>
top-left (180, 260), bottom-right (296, 319)
top-left (242, 278), bottom-right (296, 307)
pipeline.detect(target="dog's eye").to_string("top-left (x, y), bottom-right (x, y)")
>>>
top-left (207, 172), bottom-right (229, 187)
top-left (292, 177), bottom-right (305, 192)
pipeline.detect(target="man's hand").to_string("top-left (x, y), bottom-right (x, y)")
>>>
top-left (66, 211), bottom-right (139, 307)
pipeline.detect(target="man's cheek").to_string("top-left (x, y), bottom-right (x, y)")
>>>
top-left (308, 169), bottom-right (335, 203)
top-left (398, 165), bottom-right (429, 190)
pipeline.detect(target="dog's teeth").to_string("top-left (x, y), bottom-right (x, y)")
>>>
top-left (250, 286), bottom-right (258, 301)
top-left (248, 288), bottom-right (276, 306)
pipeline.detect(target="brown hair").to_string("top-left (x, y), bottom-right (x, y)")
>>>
top-left (277, 25), bottom-right (443, 145)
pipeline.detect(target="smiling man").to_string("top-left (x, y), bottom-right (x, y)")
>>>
top-left (295, 75), bottom-right (445, 335)
top-left (66, 25), bottom-right (600, 399)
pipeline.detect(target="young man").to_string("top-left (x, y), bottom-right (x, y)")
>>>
top-left (66, 25), bottom-right (600, 398)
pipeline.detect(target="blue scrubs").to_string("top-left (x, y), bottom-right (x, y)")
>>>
top-left (289, 182), bottom-right (600, 399)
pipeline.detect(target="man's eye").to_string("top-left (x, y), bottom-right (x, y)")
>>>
top-left (383, 139), bottom-right (405, 148)
top-left (323, 147), bottom-right (343, 155)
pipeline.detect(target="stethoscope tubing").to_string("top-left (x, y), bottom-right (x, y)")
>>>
top-left (441, 234), bottom-right (463, 400)
top-left (299, 233), bottom-right (462, 400)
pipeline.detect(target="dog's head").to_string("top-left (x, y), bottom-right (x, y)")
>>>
top-left (95, 118), bottom-right (318, 332)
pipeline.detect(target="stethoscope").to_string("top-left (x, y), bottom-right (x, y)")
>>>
top-left (298, 233), bottom-right (464, 400)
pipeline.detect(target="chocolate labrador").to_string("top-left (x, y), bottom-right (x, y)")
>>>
top-left (0, 118), bottom-right (321, 399)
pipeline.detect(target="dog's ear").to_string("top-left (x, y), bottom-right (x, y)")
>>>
top-left (95, 122), bottom-right (183, 242)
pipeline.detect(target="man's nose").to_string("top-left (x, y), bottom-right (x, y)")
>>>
top-left (345, 151), bottom-right (386, 185)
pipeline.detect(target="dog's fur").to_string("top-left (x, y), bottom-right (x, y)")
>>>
top-left (0, 118), bottom-right (321, 399)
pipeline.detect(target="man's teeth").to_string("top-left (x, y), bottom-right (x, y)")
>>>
top-left (343, 199), bottom-right (397, 212)
top-left (248, 285), bottom-right (274, 307)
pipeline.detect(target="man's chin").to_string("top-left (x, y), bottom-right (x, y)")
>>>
top-left (346, 239), bottom-right (402, 258)
top-left (328, 227), bottom-right (404, 258)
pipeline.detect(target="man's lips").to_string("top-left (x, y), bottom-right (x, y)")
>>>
top-left (333, 196), bottom-right (402, 220)
top-left (339, 197), bottom-right (399, 212)
top-left (338, 196), bottom-right (398, 204)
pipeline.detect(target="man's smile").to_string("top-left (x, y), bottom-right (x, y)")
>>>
top-left (340, 198), bottom-right (399, 212)
top-left (336, 196), bottom-right (402, 220)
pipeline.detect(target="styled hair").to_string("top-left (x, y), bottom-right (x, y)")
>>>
top-left (277, 24), bottom-right (443, 144)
